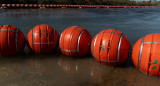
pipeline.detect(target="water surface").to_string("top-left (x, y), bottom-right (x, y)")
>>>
top-left (0, 8), bottom-right (160, 86)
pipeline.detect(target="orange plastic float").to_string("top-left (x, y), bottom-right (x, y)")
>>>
top-left (29, 4), bottom-right (33, 8)
top-left (0, 25), bottom-right (25, 56)
top-left (25, 4), bottom-right (28, 8)
top-left (7, 4), bottom-right (11, 8)
top-left (38, 4), bottom-right (42, 7)
top-left (27, 24), bottom-right (59, 54)
top-left (34, 4), bottom-right (38, 8)
top-left (91, 29), bottom-right (131, 65)
top-left (50, 4), bottom-right (53, 7)
top-left (132, 34), bottom-right (160, 76)
top-left (20, 4), bottom-right (24, 8)
top-left (12, 4), bottom-right (16, 7)
top-left (42, 4), bottom-right (46, 7)
top-left (59, 26), bottom-right (91, 57)
top-left (46, 4), bottom-right (49, 8)
top-left (16, 4), bottom-right (20, 7)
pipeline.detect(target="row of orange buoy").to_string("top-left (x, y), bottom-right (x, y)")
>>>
top-left (0, 4), bottom-right (155, 8)
top-left (0, 24), bottom-right (159, 77)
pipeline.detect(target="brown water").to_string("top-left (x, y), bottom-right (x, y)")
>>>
top-left (0, 8), bottom-right (160, 86)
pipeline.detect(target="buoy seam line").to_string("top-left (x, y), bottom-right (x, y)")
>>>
top-left (107, 29), bottom-right (117, 64)
top-left (103, 29), bottom-right (114, 64)
top-left (32, 27), bottom-right (34, 51)
top-left (60, 48), bottom-right (77, 52)
top-left (117, 33), bottom-right (124, 63)
top-left (94, 57), bottom-right (117, 62)
top-left (39, 25), bottom-right (41, 53)
top-left (34, 43), bottom-right (52, 44)
top-left (138, 37), bottom-right (144, 70)
top-left (143, 42), bottom-right (160, 44)
top-left (77, 30), bottom-right (85, 56)
top-left (98, 31), bottom-right (105, 64)
top-left (99, 31), bottom-right (121, 36)
top-left (60, 27), bottom-right (70, 54)
top-left (15, 28), bottom-right (18, 53)
top-left (0, 29), bottom-right (16, 32)
top-left (68, 27), bottom-right (77, 55)
top-left (53, 28), bottom-right (55, 48)
top-left (8, 25), bottom-right (11, 49)
top-left (93, 34), bottom-right (98, 57)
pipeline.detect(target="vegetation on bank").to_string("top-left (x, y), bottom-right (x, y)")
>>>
top-left (0, 0), bottom-right (157, 6)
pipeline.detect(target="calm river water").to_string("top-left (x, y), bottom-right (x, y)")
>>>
top-left (0, 8), bottom-right (160, 86)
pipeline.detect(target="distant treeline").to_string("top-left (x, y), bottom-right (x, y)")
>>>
top-left (0, 0), bottom-right (157, 6)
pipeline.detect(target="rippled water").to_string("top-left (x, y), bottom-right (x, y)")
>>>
top-left (0, 8), bottom-right (160, 86)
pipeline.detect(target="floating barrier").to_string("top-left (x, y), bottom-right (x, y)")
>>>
top-left (29, 4), bottom-right (33, 8)
top-left (42, 4), bottom-right (46, 7)
top-left (7, 4), bottom-right (11, 8)
top-left (27, 24), bottom-right (59, 54)
top-left (20, 4), bottom-right (24, 8)
top-left (0, 25), bottom-right (25, 56)
top-left (12, 4), bottom-right (16, 7)
top-left (25, 4), bottom-right (29, 8)
top-left (59, 26), bottom-right (91, 57)
top-left (0, 4), bottom-right (155, 9)
top-left (132, 34), bottom-right (160, 77)
top-left (91, 29), bottom-right (130, 65)
top-left (34, 4), bottom-right (38, 8)
top-left (46, 4), bottom-right (49, 8)
top-left (16, 4), bottom-right (20, 7)
top-left (38, 4), bottom-right (42, 8)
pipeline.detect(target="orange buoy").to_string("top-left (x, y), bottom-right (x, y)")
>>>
top-left (91, 29), bottom-right (131, 65)
top-left (42, 4), bottom-right (45, 7)
top-left (0, 25), bottom-right (25, 56)
top-left (2, 4), bottom-right (6, 7)
top-left (132, 34), bottom-right (160, 76)
top-left (29, 4), bottom-right (33, 8)
top-left (53, 5), bottom-right (56, 7)
top-left (12, 4), bottom-right (16, 7)
top-left (59, 26), bottom-right (91, 57)
top-left (38, 4), bottom-right (42, 7)
top-left (46, 4), bottom-right (49, 7)
top-left (34, 4), bottom-right (38, 8)
top-left (20, 4), bottom-right (24, 7)
top-left (7, 4), bottom-right (11, 7)
top-left (50, 4), bottom-right (53, 7)
top-left (27, 24), bottom-right (59, 54)
top-left (25, 4), bottom-right (28, 7)
top-left (16, 4), bottom-right (20, 7)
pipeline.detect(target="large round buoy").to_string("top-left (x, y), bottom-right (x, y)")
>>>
top-left (91, 29), bottom-right (131, 65)
top-left (59, 26), bottom-right (91, 57)
top-left (29, 4), bottom-right (33, 8)
top-left (33, 4), bottom-right (38, 8)
top-left (27, 24), bottom-right (59, 54)
top-left (2, 4), bottom-right (6, 7)
top-left (16, 4), bottom-right (20, 7)
top-left (132, 34), bottom-right (160, 76)
top-left (0, 25), bottom-right (25, 56)
top-left (12, 4), bottom-right (16, 7)
top-left (7, 4), bottom-right (11, 8)
top-left (20, 4), bottom-right (24, 8)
